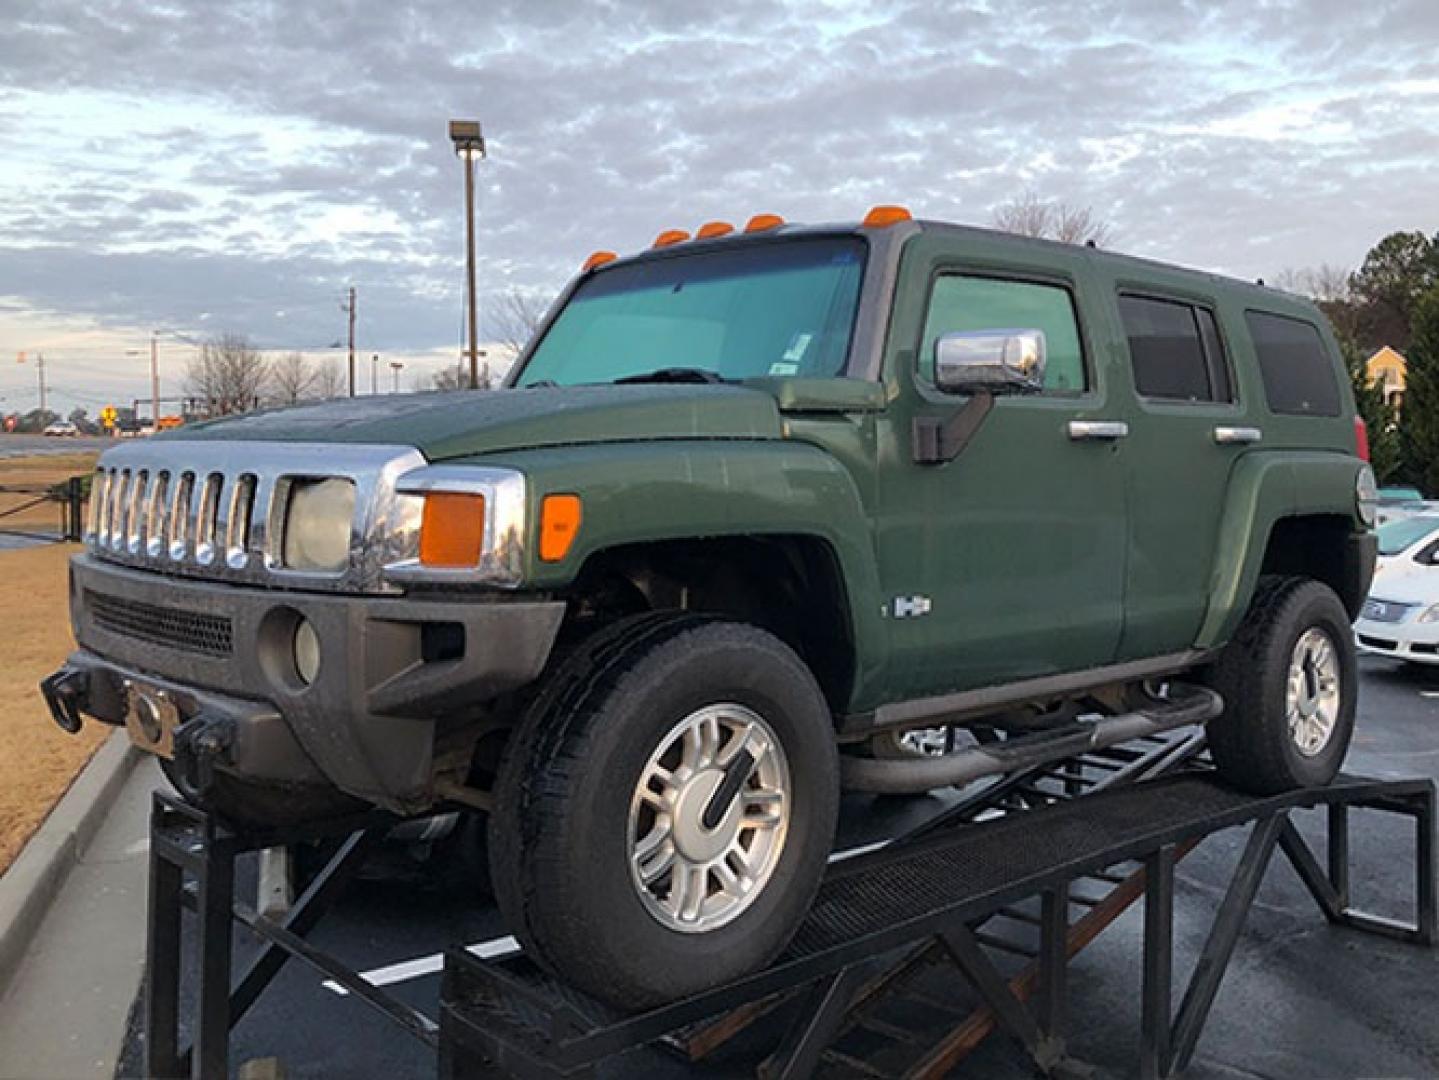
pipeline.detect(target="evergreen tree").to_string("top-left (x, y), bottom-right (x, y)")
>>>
top-left (1398, 288), bottom-right (1439, 495)
top-left (1341, 340), bottom-right (1400, 483)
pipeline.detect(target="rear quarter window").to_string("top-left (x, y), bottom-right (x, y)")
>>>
top-left (1244, 310), bottom-right (1341, 417)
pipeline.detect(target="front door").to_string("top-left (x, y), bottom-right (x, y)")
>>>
top-left (875, 237), bottom-right (1128, 701)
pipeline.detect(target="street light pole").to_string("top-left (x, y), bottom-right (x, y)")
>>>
top-left (389, 361), bottom-right (404, 393)
top-left (371, 353), bottom-right (379, 395)
top-left (448, 120), bottom-right (487, 391)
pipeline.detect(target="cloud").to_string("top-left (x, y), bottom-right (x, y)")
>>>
top-left (1, 0), bottom-right (1437, 414)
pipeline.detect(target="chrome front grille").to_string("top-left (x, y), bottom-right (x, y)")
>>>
top-left (84, 441), bottom-right (426, 593)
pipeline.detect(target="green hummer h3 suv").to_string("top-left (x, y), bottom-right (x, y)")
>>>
top-left (44, 206), bottom-right (1377, 1008)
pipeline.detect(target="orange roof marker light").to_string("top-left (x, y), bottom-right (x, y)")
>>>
top-left (744, 213), bottom-right (785, 233)
top-left (695, 220), bottom-right (734, 239)
top-left (862, 204), bottom-right (913, 228)
top-left (582, 250), bottom-right (617, 272)
top-left (652, 229), bottom-right (690, 248)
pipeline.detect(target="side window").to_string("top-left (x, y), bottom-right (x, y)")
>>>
top-left (919, 276), bottom-right (1086, 392)
top-left (1245, 310), bottom-right (1341, 417)
top-left (1119, 294), bottom-right (1233, 404)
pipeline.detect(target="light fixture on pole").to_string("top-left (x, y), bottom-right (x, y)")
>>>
top-left (448, 118), bottom-right (487, 391)
top-left (371, 353), bottom-right (379, 395)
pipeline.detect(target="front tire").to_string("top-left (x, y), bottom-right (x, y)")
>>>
top-left (489, 613), bottom-right (839, 1009)
top-left (1205, 577), bottom-right (1357, 794)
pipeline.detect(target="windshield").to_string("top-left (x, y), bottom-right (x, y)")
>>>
top-left (514, 237), bottom-right (865, 387)
top-left (1377, 515), bottom-right (1439, 556)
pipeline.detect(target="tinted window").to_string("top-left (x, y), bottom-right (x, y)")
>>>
top-left (516, 238), bottom-right (864, 386)
top-left (1120, 294), bottom-right (1230, 403)
top-left (920, 276), bottom-right (1085, 392)
top-left (1245, 310), bottom-right (1341, 416)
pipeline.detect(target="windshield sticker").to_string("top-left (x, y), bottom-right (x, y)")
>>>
top-left (782, 332), bottom-right (813, 362)
top-left (768, 361), bottom-right (800, 376)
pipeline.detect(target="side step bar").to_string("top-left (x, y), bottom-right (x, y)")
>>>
top-left (840, 685), bottom-right (1222, 794)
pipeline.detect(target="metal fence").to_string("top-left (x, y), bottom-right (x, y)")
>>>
top-left (0, 476), bottom-right (86, 542)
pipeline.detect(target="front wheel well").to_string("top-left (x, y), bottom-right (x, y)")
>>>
top-left (556, 535), bottom-right (857, 712)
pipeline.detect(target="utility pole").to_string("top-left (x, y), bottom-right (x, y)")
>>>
top-left (448, 120), bottom-right (487, 391)
top-left (150, 331), bottom-right (160, 425)
top-left (37, 352), bottom-right (46, 417)
top-left (345, 286), bottom-right (357, 397)
top-left (371, 353), bottom-right (379, 395)
top-left (389, 361), bottom-right (404, 393)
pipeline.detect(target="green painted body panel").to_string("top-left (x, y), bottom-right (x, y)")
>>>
top-left (1196, 451), bottom-right (1365, 647)
top-left (474, 439), bottom-right (891, 706)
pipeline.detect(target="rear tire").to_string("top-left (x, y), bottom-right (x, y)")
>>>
top-left (489, 613), bottom-right (839, 1009)
top-left (1205, 576), bottom-right (1357, 794)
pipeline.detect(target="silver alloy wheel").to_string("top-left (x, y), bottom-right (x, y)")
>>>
top-left (1286, 627), bottom-right (1341, 757)
top-left (628, 703), bottom-right (790, 933)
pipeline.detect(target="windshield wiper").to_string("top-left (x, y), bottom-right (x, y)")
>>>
top-left (613, 367), bottom-right (730, 386)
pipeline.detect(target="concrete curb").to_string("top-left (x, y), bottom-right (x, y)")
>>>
top-left (0, 731), bottom-right (140, 983)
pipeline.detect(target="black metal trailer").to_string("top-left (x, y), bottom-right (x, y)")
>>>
top-left (139, 735), bottom-right (1436, 1080)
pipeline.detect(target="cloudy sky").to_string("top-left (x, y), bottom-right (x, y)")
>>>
top-left (1, 0), bottom-right (1437, 417)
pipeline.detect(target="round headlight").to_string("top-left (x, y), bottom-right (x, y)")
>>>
top-left (283, 478), bottom-right (356, 571)
top-left (293, 618), bottom-right (321, 684)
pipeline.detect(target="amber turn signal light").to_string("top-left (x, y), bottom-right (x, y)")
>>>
top-left (744, 213), bottom-right (785, 232)
top-left (582, 250), bottom-right (617, 272)
top-left (862, 204), bottom-right (912, 228)
top-left (652, 229), bottom-right (690, 247)
top-left (419, 492), bottom-right (486, 567)
top-left (696, 220), bottom-right (734, 239)
top-left (539, 494), bottom-right (582, 562)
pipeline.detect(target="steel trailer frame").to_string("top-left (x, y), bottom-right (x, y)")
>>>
top-left (140, 752), bottom-right (1436, 1080)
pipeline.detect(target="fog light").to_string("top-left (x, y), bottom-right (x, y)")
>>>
top-left (294, 618), bottom-right (321, 684)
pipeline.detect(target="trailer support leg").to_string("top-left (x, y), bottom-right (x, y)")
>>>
top-left (764, 965), bottom-right (868, 1080)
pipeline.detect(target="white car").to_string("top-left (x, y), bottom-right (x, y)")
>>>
top-left (1353, 514), bottom-right (1439, 663)
top-left (42, 420), bottom-right (78, 437)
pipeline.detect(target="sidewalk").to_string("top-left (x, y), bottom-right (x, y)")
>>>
top-left (0, 756), bottom-right (159, 1079)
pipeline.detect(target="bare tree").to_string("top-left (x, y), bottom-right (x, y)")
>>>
top-left (992, 192), bottom-right (1115, 248)
top-left (489, 288), bottom-right (550, 356)
top-left (311, 359), bottom-right (347, 399)
top-left (269, 351), bottom-right (316, 405)
top-left (431, 360), bottom-right (470, 391)
top-left (186, 333), bottom-right (269, 416)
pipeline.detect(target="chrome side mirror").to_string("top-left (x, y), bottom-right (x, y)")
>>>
top-left (934, 329), bottom-right (1047, 395)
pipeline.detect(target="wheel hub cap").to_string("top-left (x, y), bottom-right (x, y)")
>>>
top-left (1286, 627), bottom-right (1341, 758)
top-left (628, 704), bottom-right (790, 933)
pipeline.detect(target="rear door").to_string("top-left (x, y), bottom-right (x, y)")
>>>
top-left (1095, 277), bottom-right (1253, 659)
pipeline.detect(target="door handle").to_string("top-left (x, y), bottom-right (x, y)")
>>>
top-left (1213, 426), bottom-right (1262, 445)
top-left (1068, 420), bottom-right (1129, 441)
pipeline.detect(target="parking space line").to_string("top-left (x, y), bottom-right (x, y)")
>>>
top-left (320, 841), bottom-right (892, 996)
top-left (321, 935), bottom-right (520, 996)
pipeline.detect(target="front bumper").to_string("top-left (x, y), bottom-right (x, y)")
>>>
top-left (58, 554), bottom-right (566, 811)
top-left (1354, 616), bottom-right (1439, 664)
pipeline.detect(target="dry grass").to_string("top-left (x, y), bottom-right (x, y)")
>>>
top-left (0, 452), bottom-right (97, 533)
top-left (0, 533), bottom-right (108, 875)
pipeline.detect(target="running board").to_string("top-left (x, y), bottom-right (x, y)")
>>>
top-left (840, 685), bottom-right (1222, 795)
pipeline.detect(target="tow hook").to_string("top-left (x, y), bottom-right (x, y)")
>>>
top-left (172, 714), bottom-right (237, 796)
top-left (40, 668), bottom-right (89, 734)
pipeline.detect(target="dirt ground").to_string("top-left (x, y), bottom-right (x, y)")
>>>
top-left (0, 452), bottom-right (96, 534)
top-left (0, 455), bottom-right (107, 873)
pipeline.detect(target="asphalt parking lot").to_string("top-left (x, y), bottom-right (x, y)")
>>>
top-left (89, 657), bottom-right (1437, 1077)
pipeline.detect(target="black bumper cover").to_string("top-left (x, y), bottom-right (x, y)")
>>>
top-left (60, 554), bottom-right (566, 812)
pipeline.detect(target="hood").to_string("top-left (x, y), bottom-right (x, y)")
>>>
top-left (165, 383), bottom-right (785, 460)
top-left (1369, 556), bottom-right (1439, 605)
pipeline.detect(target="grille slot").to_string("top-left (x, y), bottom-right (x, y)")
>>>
top-left (86, 589), bottom-right (234, 657)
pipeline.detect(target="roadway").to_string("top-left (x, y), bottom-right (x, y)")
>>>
top-left (0, 433), bottom-right (111, 458)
